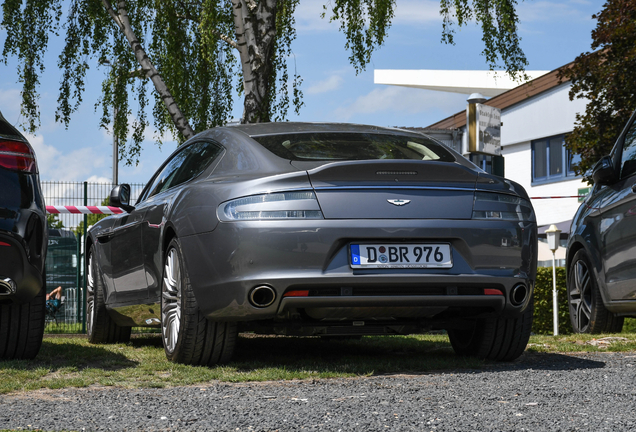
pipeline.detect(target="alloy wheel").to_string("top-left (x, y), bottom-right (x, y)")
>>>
top-left (569, 259), bottom-right (593, 332)
top-left (162, 248), bottom-right (182, 353)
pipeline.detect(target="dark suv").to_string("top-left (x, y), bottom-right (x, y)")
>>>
top-left (567, 108), bottom-right (636, 333)
top-left (0, 110), bottom-right (47, 359)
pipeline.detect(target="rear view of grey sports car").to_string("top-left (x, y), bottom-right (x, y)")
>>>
top-left (87, 123), bottom-right (537, 366)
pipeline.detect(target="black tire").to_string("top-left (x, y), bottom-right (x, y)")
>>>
top-left (86, 246), bottom-right (131, 344)
top-left (448, 297), bottom-right (533, 362)
top-left (0, 282), bottom-right (45, 360)
top-left (568, 249), bottom-right (624, 334)
top-left (161, 238), bottom-right (237, 366)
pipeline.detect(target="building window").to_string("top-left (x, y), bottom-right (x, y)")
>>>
top-left (532, 135), bottom-right (579, 183)
top-left (470, 154), bottom-right (492, 173)
top-left (469, 154), bottom-right (505, 177)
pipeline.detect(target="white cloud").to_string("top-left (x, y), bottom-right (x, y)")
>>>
top-left (24, 132), bottom-right (109, 182)
top-left (393, 1), bottom-right (442, 25)
top-left (517, 1), bottom-right (594, 24)
top-left (334, 86), bottom-right (466, 121)
top-left (0, 88), bottom-right (22, 123)
top-left (295, 0), bottom-right (442, 33)
top-left (295, 0), bottom-right (332, 33)
top-left (306, 75), bottom-right (344, 94)
top-left (86, 175), bottom-right (113, 184)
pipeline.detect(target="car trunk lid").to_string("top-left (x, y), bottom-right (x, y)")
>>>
top-left (301, 160), bottom-right (478, 219)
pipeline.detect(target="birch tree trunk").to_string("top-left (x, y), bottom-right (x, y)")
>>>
top-left (103, 0), bottom-right (195, 139)
top-left (232, 0), bottom-right (278, 124)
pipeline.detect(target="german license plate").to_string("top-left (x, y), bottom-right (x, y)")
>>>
top-left (350, 244), bottom-right (453, 269)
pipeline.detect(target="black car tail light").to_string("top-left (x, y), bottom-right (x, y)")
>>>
top-left (0, 140), bottom-right (37, 173)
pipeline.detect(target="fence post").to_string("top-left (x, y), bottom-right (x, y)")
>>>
top-left (76, 230), bottom-right (82, 333)
top-left (82, 181), bottom-right (88, 334)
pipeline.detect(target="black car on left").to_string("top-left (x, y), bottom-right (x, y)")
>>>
top-left (0, 110), bottom-right (47, 359)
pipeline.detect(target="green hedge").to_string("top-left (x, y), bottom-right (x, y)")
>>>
top-left (530, 266), bottom-right (636, 334)
top-left (532, 267), bottom-right (571, 335)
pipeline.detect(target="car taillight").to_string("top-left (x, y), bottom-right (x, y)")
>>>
top-left (472, 192), bottom-right (535, 222)
top-left (0, 140), bottom-right (37, 173)
top-left (218, 191), bottom-right (324, 221)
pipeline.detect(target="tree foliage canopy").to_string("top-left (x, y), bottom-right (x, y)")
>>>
top-left (559, 0), bottom-right (636, 176)
top-left (2, 0), bottom-right (528, 166)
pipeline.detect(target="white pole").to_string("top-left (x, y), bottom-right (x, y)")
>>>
top-left (552, 251), bottom-right (558, 336)
top-left (113, 102), bottom-right (118, 185)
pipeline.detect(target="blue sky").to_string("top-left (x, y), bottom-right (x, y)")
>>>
top-left (0, 0), bottom-right (602, 185)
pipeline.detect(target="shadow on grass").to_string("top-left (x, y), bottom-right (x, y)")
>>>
top-left (99, 333), bottom-right (609, 376)
top-left (229, 334), bottom-right (481, 376)
top-left (130, 334), bottom-right (164, 348)
top-left (6, 334), bottom-right (606, 380)
top-left (227, 335), bottom-right (608, 376)
top-left (0, 340), bottom-right (138, 372)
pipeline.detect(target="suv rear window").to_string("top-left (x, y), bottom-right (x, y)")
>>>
top-left (252, 132), bottom-right (456, 162)
top-left (0, 113), bottom-right (24, 141)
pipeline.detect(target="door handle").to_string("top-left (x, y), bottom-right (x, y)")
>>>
top-left (632, 184), bottom-right (636, 193)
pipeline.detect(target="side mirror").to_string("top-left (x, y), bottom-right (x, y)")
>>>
top-left (109, 184), bottom-right (135, 213)
top-left (592, 156), bottom-right (617, 185)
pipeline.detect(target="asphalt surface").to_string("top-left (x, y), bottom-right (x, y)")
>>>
top-left (2, 351), bottom-right (636, 431)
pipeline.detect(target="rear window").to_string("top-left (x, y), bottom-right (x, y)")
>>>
top-left (0, 114), bottom-right (24, 141)
top-left (252, 132), bottom-right (456, 162)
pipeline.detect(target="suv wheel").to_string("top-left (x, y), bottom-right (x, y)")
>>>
top-left (0, 280), bottom-right (45, 360)
top-left (161, 238), bottom-right (237, 366)
top-left (448, 297), bottom-right (533, 361)
top-left (568, 249), bottom-right (624, 333)
top-left (86, 247), bottom-right (131, 343)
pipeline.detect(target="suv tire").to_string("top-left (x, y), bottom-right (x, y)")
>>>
top-left (0, 281), bottom-right (45, 360)
top-left (568, 249), bottom-right (624, 333)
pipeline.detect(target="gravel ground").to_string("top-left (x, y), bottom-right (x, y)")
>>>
top-left (2, 351), bottom-right (636, 431)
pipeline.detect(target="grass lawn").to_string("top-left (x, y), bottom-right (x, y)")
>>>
top-left (1, 332), bottom-right (635, 394)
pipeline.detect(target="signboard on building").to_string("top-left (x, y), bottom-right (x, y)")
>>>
top-left (578, 187), bottom-right (591, 203)
top-left (467, 103), bottom-right (501, 156)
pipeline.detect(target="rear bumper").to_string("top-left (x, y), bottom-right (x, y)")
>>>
top-left (179, 218), bottom-right (537, 322)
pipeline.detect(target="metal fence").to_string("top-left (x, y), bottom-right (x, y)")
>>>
top-left (43, 181), bottom-right (145, 333)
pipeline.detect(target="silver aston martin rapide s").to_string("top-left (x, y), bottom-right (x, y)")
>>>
top-left (87, 123), bottom-right (537, 365)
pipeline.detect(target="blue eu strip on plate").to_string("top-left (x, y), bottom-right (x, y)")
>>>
top-left (350, 244), bottom-right (360, 265)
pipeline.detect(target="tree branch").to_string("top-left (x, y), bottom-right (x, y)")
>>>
top-left (175, 1), bottom-right (240, 51)
top-left (103, 0), bottom-right (195, 139)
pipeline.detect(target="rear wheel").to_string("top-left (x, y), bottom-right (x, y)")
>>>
top-left (0, 281), bottom-right (45, 360)
top-left (86, 247), bottom-right (131, 344)
top-left (568, 249), bottom-right (624, 333)
top-left (161, 238), bottom-right (237, 366)
top-left (448, 298), bottom-right (533, 361)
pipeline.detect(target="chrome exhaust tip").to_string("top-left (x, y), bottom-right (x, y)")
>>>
top-left (0, 277), bottom-right (17, 295)
top-left (510, 283), bottom-right (528, 306)
top-left (249, 285), bottom-right (276, 308)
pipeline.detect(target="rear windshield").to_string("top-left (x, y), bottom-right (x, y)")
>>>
top-left (0, 115), bottom-right (24, 141)
top-left (252, 132), bottom-right (456, 162)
